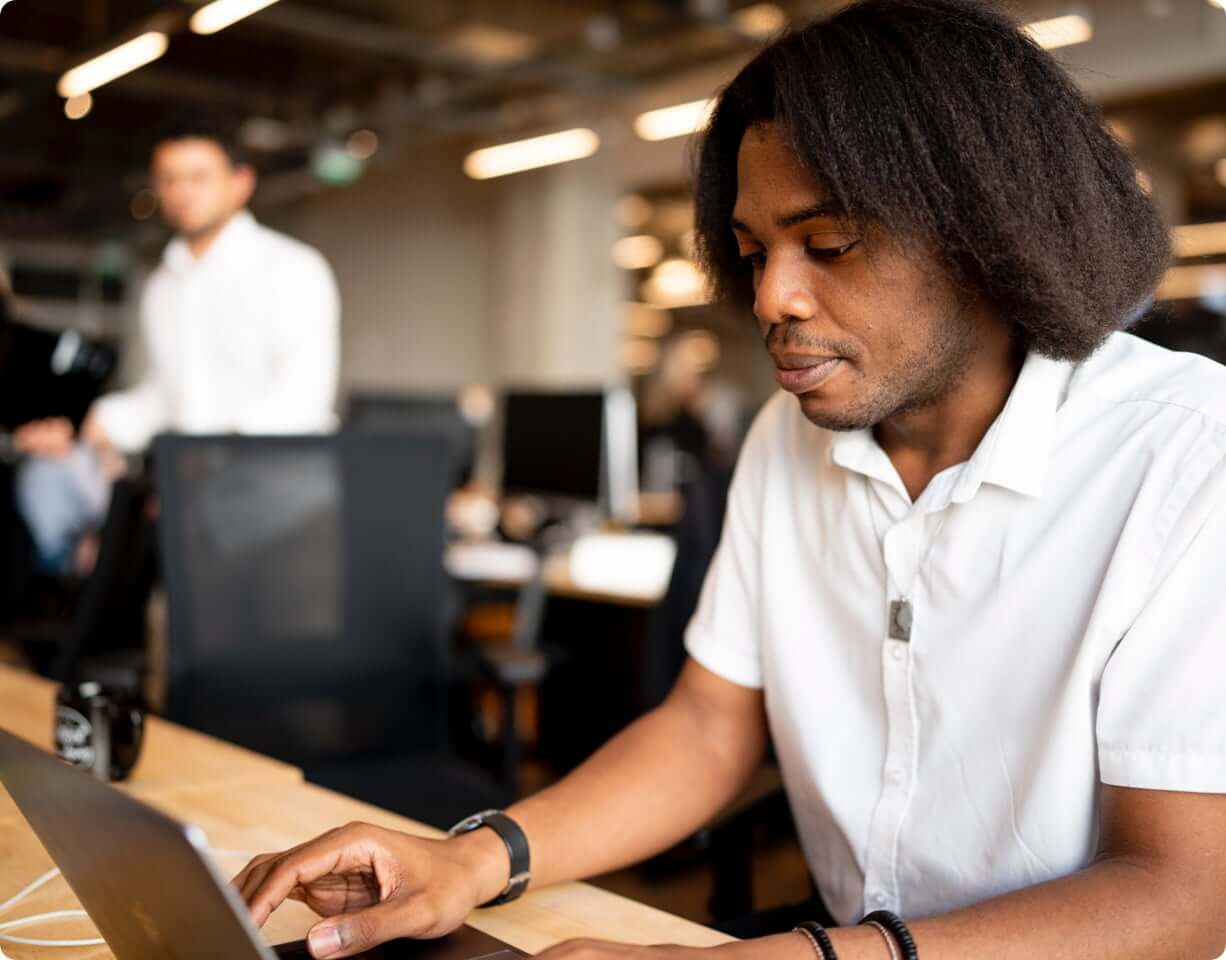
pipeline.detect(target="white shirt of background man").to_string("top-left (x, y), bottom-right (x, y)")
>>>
top-left (686, 331), bottom-right (1226, 927)
top-left (93, 210), bottom-right (340, 453)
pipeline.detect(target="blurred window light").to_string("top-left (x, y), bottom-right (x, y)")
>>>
top-left (1173, 221), bottom-right (1226, 258)
top-left (621, 338), bottom-right (662, 375)
top-left (1023, 13), bottom-right (1092, 50)
top-left (58, 32), bottom-right (168, 98)
top-left (624, 302), bottom-right (673, 338)
top-left (346, 129), bottom-right (379, 161)
top-left (1184, 117), bottom-right (1226, 165)
top-left (617, 193), bottom-right (657, 229)
top-left (1105, 118), bottom-right (1134, 149)
top-left (616, 194), bottom-right (654, 229)
top-left (634, 99), bottom-right (715, 142)
top-left (1210, 0), bottom-right (1226, 10)
top-left (190, 0), bottom-right (282, 35)
top-left (1215, 158), bottom-right (1226, 189)
top-left (679, 228), bottom-right (697, 260)
top-left (1156, 264), bottom-right (1226, 301)
top-left (733, 3), bottom-right (787, 38)
top-left (613, 235), bottom-right (665, 270)
top-left (677, 330), bottom-right (721, 373)
top-left (642, 258), bottom-right (709, 308)
top-left (464, 128), bottom-right (599, 180)
top-left (64, 93), bottom-right (93, 120)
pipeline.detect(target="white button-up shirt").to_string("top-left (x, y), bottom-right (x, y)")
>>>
top-left (94, 210), bottom-right (340, 453)
top-left (686, 331), bottom-right (1226, 925)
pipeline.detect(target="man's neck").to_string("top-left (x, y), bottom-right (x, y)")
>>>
top-left (874, 322), bottom-right (1024, 502)
top-left (184, 210), bottom-right (241, 260)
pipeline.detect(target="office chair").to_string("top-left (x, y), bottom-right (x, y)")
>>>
top-left (154, 432), bottom-right (509, 828)
top-left (48, 477), bottom-right (157, 684)
top-left (345, 392), bottom-right (477, 489)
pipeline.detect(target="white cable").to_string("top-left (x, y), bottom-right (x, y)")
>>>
top-left (0, 846), bottom-right (254, 949)
top-left (0, 869), bottom-right (60, 916)
top-left (0, 910), bottom-right (104, 947)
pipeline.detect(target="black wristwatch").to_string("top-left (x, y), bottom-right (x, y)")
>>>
top-left (447, 809), bottom-right (532, 907)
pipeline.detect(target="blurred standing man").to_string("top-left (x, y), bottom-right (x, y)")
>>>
top-left (15, 114), bottom-right (340, 573)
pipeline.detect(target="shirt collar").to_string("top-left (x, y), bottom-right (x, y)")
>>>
top-left (162, 209), bottom-right (259, 275)
top-left (830, 349), bottom-right (1072, 503)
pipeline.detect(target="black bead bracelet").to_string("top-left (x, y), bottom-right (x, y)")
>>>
top-left (793, 920), bottom-right (839, 960)
top-left (860, 910), bottom-right (917, 960)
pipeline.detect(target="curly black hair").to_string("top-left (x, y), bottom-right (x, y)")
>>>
top-left (693, 0), bottom-right (1170, 362)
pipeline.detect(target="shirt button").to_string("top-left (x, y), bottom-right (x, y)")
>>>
top-left (871, 891), bottom-right (889, 907)
top-left (888, 768), bottom-right (906, 786)
top-left (891, 646), bottom-right (906, 661)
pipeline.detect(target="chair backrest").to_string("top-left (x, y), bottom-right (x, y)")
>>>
top-left (640, 462), bottom-right (733, 712)
top-left (154, 433), bottom-right (452, 768)
top-left (52, 477), bottom-right (157, 682)
top-left (345, 392), bottom-right (476, 488)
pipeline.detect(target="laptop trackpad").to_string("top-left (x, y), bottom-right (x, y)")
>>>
top-left (272, 926), bottom-right (525, 959)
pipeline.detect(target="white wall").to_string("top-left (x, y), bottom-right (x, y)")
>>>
top-left (266, 143), bottom-right (498, 395)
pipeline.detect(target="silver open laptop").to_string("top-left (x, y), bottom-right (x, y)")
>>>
top-left (0, 728), bottom-right (524, 959)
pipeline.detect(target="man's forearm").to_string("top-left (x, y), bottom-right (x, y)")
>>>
top-left (458, 668), bottom-right (767, 902)
top-left (807, 856), bottom-right (1224, 960)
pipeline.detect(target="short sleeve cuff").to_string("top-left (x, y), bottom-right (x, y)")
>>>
top-left (1099, 746), bottom-right (1226, 793)
top-left (685, 627), bottom-right (764, 690)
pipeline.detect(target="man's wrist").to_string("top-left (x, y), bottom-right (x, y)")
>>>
top-left (449, 825), bottom-right (513, 907)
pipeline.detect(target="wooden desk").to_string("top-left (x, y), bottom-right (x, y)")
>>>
top-left (0, 775), bottom-right (732, 958)
top-left (0, 663), bottom-right (302, 822)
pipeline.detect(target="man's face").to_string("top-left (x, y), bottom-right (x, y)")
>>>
top-left (732, 123), bottom-right (978, 431)
top-left (151, 138), bottom-right (253, 240)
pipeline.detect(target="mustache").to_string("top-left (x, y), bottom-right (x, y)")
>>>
top-left (764, 325), bottom-right (855, 358)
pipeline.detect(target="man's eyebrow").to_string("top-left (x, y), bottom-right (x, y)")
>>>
top-left (777, 202), bottom-right (845, 228)
top-left (730, 202), bottom-right (847, 234)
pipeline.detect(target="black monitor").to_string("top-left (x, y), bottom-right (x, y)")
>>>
top-left (500, 388), bottom-right (638, 522)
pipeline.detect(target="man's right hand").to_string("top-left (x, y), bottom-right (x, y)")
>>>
top-left (233, 821), bottom-right (511, 960)
top-left (12, 417), bottom-right (75, 458)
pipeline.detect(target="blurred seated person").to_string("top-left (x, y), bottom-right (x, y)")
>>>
top-left (13, 113), bottom-right (340, 575)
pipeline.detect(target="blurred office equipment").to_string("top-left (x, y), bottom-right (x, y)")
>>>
top-left (345, 390), bottom-right (482, 488)
top-left (155, 432), bottom-right (510, 827)
top-left (500, 387), bottom-right (639, 527)
top-left (0, 322), bottom-right (116, 435)
top-left (46, 477), bottom-right (157, 684)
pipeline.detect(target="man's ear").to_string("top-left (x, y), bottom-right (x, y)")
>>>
top-left (233, 163), bottom-right (257, 208)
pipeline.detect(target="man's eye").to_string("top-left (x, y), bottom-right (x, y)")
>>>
top-left (738, 251), bottom-right (767, 269)
top-left (807, 240), bottom-right (860, 260)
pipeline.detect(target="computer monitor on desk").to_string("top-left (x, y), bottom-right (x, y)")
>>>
top-left (500, 388), bottom-right (638, 526)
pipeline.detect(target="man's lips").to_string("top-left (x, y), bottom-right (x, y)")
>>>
top-left (772, 355), bottom-right (844, 394)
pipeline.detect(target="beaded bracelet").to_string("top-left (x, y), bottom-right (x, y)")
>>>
top-left (863, 920), bottom-right (900, 960)
top-left (860, 910), bottom-right (917, 960)
top-left (792, 920), bottom-right (839, 960)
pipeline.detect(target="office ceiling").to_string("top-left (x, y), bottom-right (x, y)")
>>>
top-left (2, 0), bottom-right (1226, 241)
top-left (0, 0), bottom-right (840, 239)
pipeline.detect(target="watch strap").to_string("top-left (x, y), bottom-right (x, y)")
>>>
top-left (448, 810), bottom-right (531, 907)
